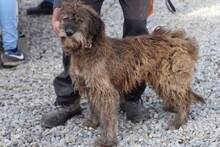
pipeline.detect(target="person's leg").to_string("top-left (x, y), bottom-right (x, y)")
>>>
top-left (0, 0), bottom-right (18, 51)
top-left (81, 0), bottom-right (105, 13)
top-left (0, 0), bottom-right (27, 66)
top-left (122, 19), bottom-right (148, 38)
top-left (41, 0), bottom-right (104, 128)
top-left (53, 54), bottom-right (80, 106)
top-left (119, 0), bottom-right (151, 122)
top-left (26, 0), bottom-right (53, 15)
top-left (119, 0), bottom-right (150, 38)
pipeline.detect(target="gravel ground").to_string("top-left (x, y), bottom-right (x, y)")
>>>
top-left (0, 0), bottom-right (220, 146)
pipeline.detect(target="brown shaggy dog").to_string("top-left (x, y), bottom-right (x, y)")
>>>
top-left (58, 1), bottom-right (205, 146)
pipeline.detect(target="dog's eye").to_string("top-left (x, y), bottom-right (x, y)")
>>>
top-left (77, 19), bottom-right (83, 24)
top-left (63, 18), bottom-right (69, 21)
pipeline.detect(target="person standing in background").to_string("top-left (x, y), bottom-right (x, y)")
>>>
top-left (26, 0), bottom-right (54, 15)
top-left (0, 0), bottom-right (27, 67)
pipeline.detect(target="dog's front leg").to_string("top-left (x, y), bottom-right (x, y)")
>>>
top-left (83, 102), bottom-right (99, 128)
top-left (91, 85), bottom-right (119, 147)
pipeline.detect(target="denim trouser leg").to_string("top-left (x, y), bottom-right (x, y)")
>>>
top-left (44, 0), bottom-right (54, 5)
top-left (0, 0), bottom-right (18, 51)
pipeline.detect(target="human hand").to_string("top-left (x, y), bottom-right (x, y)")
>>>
top-left (51, 20), bottom-right (60, 35)
top-left (51, 8), bottom-right (61, 36)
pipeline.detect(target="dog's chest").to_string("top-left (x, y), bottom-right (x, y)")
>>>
top-left (73, 66), bottom-right (81, 76)
top-left (71, 64), bottom-right (86, 82)
top-left (70, 61), bottom-right (91, 85)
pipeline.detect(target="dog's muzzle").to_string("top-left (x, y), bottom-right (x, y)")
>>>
top-left (59, 29), bottom-right (86, 51)
top-left (65, 28), bottom-right (74, 37)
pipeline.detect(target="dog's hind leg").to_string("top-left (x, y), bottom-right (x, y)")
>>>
top-left (152, 81), bottom-right (191, 130)
top-left (167, 89), bottom-right (205, 130)
top-left (167, 100), bottom-right (191, 130)
top-left (165, 89), bottom-right (196, 130)
top-left (163, 101), bottom-right (178, 113)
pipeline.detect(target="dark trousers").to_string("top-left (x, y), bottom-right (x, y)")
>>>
top-left (54, 0), bottom-right (151, 106)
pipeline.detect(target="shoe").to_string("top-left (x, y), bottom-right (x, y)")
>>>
top-left (1, 47), bottom-right (28, 67)
top-left (26, 1), bottom-right (53, 15)
top-left (41, 99), bottom-right (83, 128)
top-left (120, 97), bottom-right (149, 122)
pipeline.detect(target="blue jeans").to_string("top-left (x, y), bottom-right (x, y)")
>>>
top-left (44, 0), bottom-right (54, 4)
top-left (0, 0), bottom-right (18, 51)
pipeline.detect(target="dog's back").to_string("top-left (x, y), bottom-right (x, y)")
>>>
top-left (109, 27), bottom-right (200, 93)
top-left (150, 27), bottom-right (199, 61)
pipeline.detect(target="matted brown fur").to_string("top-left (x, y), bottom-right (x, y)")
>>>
top-left (59, 1), bottom-right (205, 146)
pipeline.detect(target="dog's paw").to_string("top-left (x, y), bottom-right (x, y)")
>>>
top-left (166, 124), bottom-right (180, 130)
top-left (93, 137), bottom-right (117, 147)
top-left (83, 118), bottom-right (99, 128)
top-left (166, 119), bottom-right (183, 130)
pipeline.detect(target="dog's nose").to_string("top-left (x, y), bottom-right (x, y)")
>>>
top-left (65, 29), bottom-right (74, 37)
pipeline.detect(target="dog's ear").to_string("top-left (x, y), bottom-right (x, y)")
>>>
top-left (89, 14), bottom-right (105, 42)
top-left (61, 0), bottom-right (70, 8)
top-left (61, 0), bottom-right (82, 9)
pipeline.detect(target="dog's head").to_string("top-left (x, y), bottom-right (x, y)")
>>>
top-left (59, 0), bottom-right (105, 54)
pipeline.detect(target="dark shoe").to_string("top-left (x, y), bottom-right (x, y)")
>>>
top-left (41, 99), bottom-right (82, 128)
top-left (120, 97), bottom-right (149, 122)
top-left (26, 1), bottom-right (53, 15)
top-left (1, 47), bottom-right (28, 67)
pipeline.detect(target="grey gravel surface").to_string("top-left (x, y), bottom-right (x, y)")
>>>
top-left (0, 0), bottom-right (220, 146)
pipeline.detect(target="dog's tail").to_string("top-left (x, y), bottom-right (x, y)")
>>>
top-left (190, 91), bottom-right (205, 105)
top-left (151, 27), bottom-right (199, 61)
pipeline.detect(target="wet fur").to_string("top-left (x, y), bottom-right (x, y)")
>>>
top-left (59, 1), bottom-right (205, 146)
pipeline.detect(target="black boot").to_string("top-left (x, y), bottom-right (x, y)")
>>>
top-left (26, 1), bottom-right (53, 15)
top-left (120, 98), bottom-right (149, 122)
top-left (121, 82), bottom-right (149, 122)
top-left (41, 98), bottom-right (82, 128)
